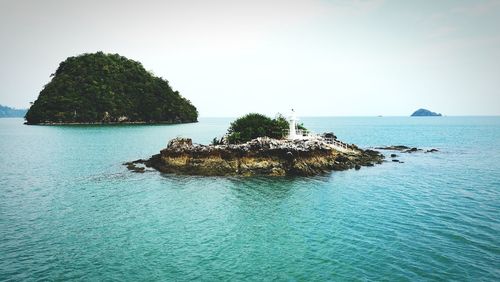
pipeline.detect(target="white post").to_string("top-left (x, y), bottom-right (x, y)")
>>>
top-left (288, 109), bottom-right (298, 139)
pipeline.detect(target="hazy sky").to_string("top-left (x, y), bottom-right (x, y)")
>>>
top-left (1, 0), bottom-right (499, 116)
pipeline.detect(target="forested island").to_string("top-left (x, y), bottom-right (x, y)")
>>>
top-left (25, 52), bottom-right (198, 125)
top-left (411, 108), bottom-right (442, 117)
top-left (0, 105), bottom-right (27, 118)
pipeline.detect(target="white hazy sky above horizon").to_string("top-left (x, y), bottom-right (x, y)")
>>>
top-left (0, 0), bottom-right (499, 116)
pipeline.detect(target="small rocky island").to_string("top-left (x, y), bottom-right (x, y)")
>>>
top-left (130, 136), bottom-right (383, 176)
top-left (25, 52), bottom-right (198, 125)
top-left (126, 112), bottom-right (385, 176)
top-left (411, 108), bottom-right (442, 117)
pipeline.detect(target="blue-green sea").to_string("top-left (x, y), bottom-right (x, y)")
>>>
top-left (1, 117), bottom-right (499, 281)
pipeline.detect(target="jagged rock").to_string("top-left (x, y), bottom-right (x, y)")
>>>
top-left (167, 137), bottom-right (193, 150)
top-left (404, 147), bottom-right (421, 153)
top-left (375, 145), bottom-right (410, 151)
top-left (138, 136), bottom-right (384, 176)
top-left (377, 145), bottom-right (434, 154)
top-left (124, 162), bottom-right (146, 173)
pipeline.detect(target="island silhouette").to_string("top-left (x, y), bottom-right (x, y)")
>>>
top-left (411, 108), bottom-right (442, 117)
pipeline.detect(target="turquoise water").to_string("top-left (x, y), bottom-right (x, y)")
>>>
top-left (1, 117), bottom-right (499, 281)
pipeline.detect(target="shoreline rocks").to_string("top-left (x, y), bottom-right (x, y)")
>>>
top-left (128, 136), bottom-right (385, 176)
top-left (376, 145), bottom-right (439, 153)
top-left (123, 159), bottom-right (147, 173)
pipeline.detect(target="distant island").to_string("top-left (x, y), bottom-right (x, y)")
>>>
top-left (0, 105), bottom-right (27, 118)
top-left (25, 52), bottom-right (198, 125)
top-left (126, 112), bottom-right (385, 176)
top-left (411, 108), bottom-right (442, 117)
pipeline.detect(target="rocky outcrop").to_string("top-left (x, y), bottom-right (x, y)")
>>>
top-left (405, 147), bottom-right (421, 153)
top-left (376, 145), bottom-right (410, 151)
top-left (376, 145), bottom-right (438, 153)
top-left (131, 137), bottom-right (384, 176)
top-left (123, 159), bottom-right (147, 173)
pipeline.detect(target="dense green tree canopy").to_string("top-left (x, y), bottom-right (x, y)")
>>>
top-left (25, 52), bottom-right (198, 124)
top-left (226, 113), bottom-right (307, 144)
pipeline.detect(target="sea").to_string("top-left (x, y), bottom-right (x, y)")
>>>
top-left (1, 117), bottom-right (499, 281)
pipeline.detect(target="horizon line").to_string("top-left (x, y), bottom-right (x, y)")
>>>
top-left (199, 115), bottom-right (500, 118)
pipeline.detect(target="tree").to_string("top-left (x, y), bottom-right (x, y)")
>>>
top-left (225, 113), bottom-right (308, 144)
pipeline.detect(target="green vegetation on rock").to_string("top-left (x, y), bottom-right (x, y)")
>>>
top-left (25, 52), bottom-right (198, 124)
top-left (225, 113), bottom-right (306, 144)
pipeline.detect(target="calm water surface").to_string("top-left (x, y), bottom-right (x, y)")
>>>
top-left (1, 117), bottom-right (499, 281)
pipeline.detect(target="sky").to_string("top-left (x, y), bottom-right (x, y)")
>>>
top-left (0, 0), bottom-right (499, 117)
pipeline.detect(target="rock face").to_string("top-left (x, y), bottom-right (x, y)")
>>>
top-left (138, 137), bottom-right (384, 176)
top-left (411, 108), bottom-right (442, 117)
